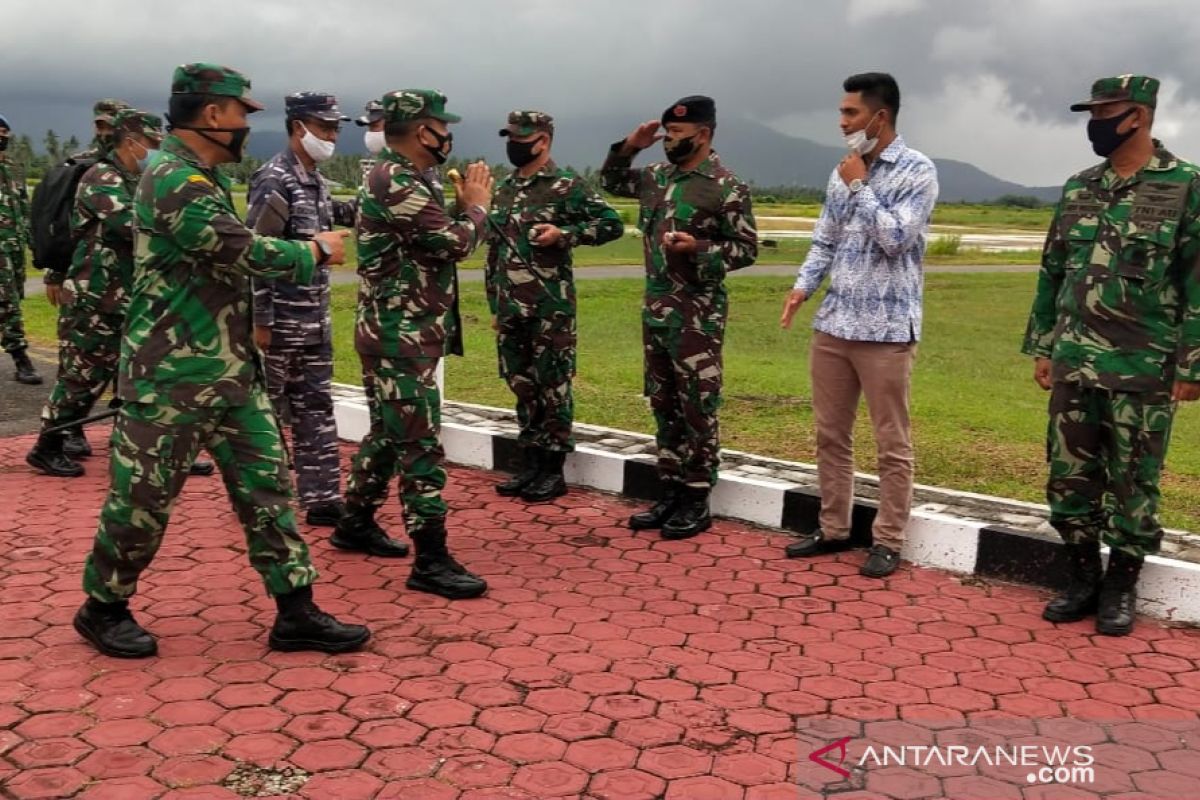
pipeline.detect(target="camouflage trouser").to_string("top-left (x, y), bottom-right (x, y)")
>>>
top-left (82, 388), bottom-right (318, 601)
top-left (264, 341), bottom-right (340, 509)
top-left (497, 313), bottom-right (576, 452)
top-left (0, 249), bottom-right (27, 353)
top-left (1047, 381), bottom-right (1174, 558)
top-left (644, 325), bottom-right (723, 488)
top-left (40, 303), bottom-right (122, 428)
top-left (344, 356), bottom-right (446, 531)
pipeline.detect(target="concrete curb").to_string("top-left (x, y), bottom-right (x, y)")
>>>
top-left (332, 386), bottom-right (1200, 626)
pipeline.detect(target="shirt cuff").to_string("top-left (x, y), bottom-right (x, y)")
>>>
top-left (292, 243), bottom-right (317, 286)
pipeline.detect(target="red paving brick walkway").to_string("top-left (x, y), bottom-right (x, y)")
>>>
top-left (0, 429), bottom-right (1198, 799)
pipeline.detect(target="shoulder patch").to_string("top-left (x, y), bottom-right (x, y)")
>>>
top-left (187, 174), bottom-right (211, 186)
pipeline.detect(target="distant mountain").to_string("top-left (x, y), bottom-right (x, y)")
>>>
top-left (246, 116), bottom-right (1060, 203)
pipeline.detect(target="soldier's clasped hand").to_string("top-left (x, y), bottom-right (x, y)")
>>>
top-left (458, 161), bottom-right (494, 211)
top-left (312, 230), bottom-right (351, 266)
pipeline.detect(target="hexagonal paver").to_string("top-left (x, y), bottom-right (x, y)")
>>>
top-left (406, 698), bottom-right (476, 729)
top-left (290, 739), bottom-right (367, 772)
top-left (214, 706), bottom-right (290, 736)
top-left (148, 725), bottom-right (229, 757)
top-left (511, 761), bottom-right (590, 796)
top-left (637, 744), bottom-right (714, 779)
top-left (437, 752), bottom-right (515, 789)
top-left (493, 732), bottom-right (568, 764)
top-left (588, 768), bottom-right (668, 800)
top-left (564, 738), bottom-right (639, 771)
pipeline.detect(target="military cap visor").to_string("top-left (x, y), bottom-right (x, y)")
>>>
top-left (498, 110), bottom-right (554, 138)
top-left (1070, 75), bottom-right (1160, 111)
top-left (355, 111), bottom-right (385, 127)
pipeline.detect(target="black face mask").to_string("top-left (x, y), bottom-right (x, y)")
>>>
top-left (506, 137), bottom-right (541, 168)
top-left (170, 121), bottom-right (251, 163)
top-left (0, 137), bottom-right (8, 153)
top-left (663, 134), bottom-right (697, 165)
top-left (421, 126), bottom-right (453, 164)
top-left (1087, 108), bottom-right (1138, 158)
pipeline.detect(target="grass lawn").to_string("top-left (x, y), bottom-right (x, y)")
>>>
top-left (19, 271), bottom-right (1200, 531)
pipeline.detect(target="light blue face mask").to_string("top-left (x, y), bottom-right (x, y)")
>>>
top-left (134, 140), bottom-right (157, 172)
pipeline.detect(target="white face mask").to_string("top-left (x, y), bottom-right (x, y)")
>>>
top-left (844, 111), bottom-right (882, 155)
top-left (299, 122), bottom-right (336, 163)
top-left (364, 129), bottom-right (386, 155)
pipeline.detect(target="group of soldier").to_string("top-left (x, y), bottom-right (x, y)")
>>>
top-left (0, 62), bottom-right (1192, 657)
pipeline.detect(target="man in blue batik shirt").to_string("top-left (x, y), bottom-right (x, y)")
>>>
top-left (780, 72), bottom-right (938, 579)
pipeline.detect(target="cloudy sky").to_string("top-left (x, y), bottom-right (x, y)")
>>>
top-left (2, 0), bottom-right (1198, 186)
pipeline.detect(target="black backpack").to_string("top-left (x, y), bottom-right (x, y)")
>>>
top-left (29, 156), bottom-right (96, 272)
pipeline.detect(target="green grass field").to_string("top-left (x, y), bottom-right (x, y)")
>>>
top-left (18, 271), bottom-right (1200, 531)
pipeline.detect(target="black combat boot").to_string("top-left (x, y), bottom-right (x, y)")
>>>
top-left (1043, 540), bottom-right (1103, 623)
top-left (306, 500), bottom-right (346, 528)
top-left (1096, 549), bottom-right (1143, 636)
top-left (269, 585), bottom-right (371, 653)
top-left (407, 519), bottom-right (487, 599)
top-left (628, 482), bottom-right (682, 531)
top-left (11, 348), bottom-right (42, 385)
top-left (661, 486), bottom-right (713, 540)
top-left (331, 505), bottom-right (410, 557)
top-left (521, 450), bottom-right (567, 503)
top-left (189, 459), bottom-right (215, 476)
top-left (26, 431), bottom-right (85, 478)
top-left (74, 598), bottom-right (157, 658)
top-left (62, 427), bottom-right (92, 458)
top-left (496, 447), bottom-right (541, 496)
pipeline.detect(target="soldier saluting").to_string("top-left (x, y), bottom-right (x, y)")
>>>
top-left (602, 95), bottom-right (757, 539)
top-left (1024, 75), bottom-right (1200, 636)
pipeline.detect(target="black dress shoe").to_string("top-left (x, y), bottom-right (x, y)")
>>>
top-left (269, 586), bottom-right (370, 653)
top-left (27, 433), bottom-right (85, 478)
top-left (62, 428), bottom-right (92, 458)
top-left (860, 544), bottom-right (901, 578)
top-left (660, 487), bottom-right (712, 540)
top-left (189, 460), bottom-right (215, 476)
top-left (305, 500), bottom-right (346, 527)
top-left (331, 508), bottom-right (410, 557)
top-left (74, 598), bottom-right (157, 658)
top-left (629, 485), bottom-right (681, 530)
top-left (784, 529), bottom-right (855, 558)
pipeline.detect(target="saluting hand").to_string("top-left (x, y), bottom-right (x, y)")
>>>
top-left (624, 120), bottom-right (664, 153)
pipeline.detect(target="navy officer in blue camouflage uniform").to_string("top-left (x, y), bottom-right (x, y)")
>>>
top-left (247, 92), bottom-right (405, 553)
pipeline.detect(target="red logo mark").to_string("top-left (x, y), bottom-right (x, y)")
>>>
top-left (809, 736), bottom-right (852, 779)
top-left (673, 105), bottom-right (687, 117)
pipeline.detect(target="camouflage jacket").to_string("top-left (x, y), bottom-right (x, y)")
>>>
top-left (485, 160), bottom-right (623, 319)
top-left (601, 146), bottom-right (757, 332)
top-left (0, 157), bottom-right (30, 255)
top-left (355, 148), bottom-right (487, 358)
top-left (1023, 142), bottom-right (1200, 393)
top-left (66, 158), bottom-right (138, 315)
top-left (247, 148), bottom-right (356, 347)
top-left (118, 135), bottom-right (317, 407)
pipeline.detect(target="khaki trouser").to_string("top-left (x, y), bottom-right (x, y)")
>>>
top-left (810, 331), bottom-right (916, 548)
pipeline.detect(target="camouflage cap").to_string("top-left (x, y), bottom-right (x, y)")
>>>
top-left (112, 108), bottom-right (165, 142)
top-left (93, 98), bottom-right (131, 123)
top-left (355, 99), bottom-right (384, 127)
top-left (1070, 75), bottom-right (1160, 111)
top-left (171, 62), bottom-right (265, 111)
top-left (285, 92), bottom-right (350, 123)
top-left (381, 89), bottom-right (462, 124)
top-left (498, 110), bottom-right (554, 138)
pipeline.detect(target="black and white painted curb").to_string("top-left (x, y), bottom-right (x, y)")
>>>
top-left (332, 386), bottom-right (1200, 626)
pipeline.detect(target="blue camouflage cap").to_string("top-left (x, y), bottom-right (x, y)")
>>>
top-left (285, 92), bottom-right (351, 123)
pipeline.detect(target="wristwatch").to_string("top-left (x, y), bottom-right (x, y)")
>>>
top-left (848, 178), bottom-right (865, 194)
top-left (314, 237), bottom-right (332, 266)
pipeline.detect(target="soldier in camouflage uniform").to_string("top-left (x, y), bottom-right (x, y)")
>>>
top-left (0, 113), bottom-right (40, 385)
top-left (602, 95), bottom-right (758, 539)
top-left (73, 63), bottom-right (368, 659)
top-left (337, 89), bottom-right (492, 599)
top-left (356, 99), bottom-right (385, 185)
top-left (488, 110), bottom-right (623, 502)
top-left (1024, 76), bottom-right (1200, 637)
top-left (247, 92), bottom-right (356, 528)
top-left (26, 109), bottom-right (164, 479)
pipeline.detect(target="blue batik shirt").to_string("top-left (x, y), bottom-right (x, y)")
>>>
top-left (794, 136), bottom-right (938, 342)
